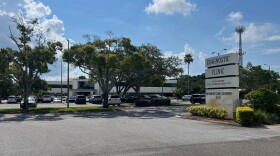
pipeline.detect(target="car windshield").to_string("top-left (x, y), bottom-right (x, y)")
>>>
top-left (111, 95), bottom-right (119, 98)
top-left (77, 95), bottom-right (85, 98)
top-left (28, 98), bottom-right (35, 101)
top-left (94, 96), bottom-right (101, 98)
top-left (192, 95), bottom-right (200, 97)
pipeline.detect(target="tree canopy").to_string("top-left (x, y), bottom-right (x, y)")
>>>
top-left (63, 36), bottom-right (182, 107)
top-left (3, 16), bottom-right (62, 109)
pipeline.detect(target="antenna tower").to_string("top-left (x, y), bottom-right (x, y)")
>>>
top-left (235, 25), bottom-right (245, 67)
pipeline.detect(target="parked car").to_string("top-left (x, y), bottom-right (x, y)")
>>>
top-left (190, 94), bottom-right (206, 104)
top-left (150, 94), bottom-right (162, 100)
top-left (67, 96), bottom-right (76, 103)
top-left (16, 96), bottom-right (22, 102)
top-left (75, 95), bottom-right (86, 104)
top-left (62, 96), bottom-right (67, 101)
top-left (108, 95), bottom-right (121, 106)
top-left (91, 95), bottom-right (103, 104)
top-left (121, 94), bottom-right (135, 103)
top-left (182, 95), bottom-right (191, 101)
top-left (42, 95), bottom-right (52, 103)
top-left (53, 97), bottom-right (62, 103)
top-left (140, 94), bottom-right (151, 100)
top-left (7, 95), bottom-right (17, 103)
top-left (20, 97), bottom-right (37, 108)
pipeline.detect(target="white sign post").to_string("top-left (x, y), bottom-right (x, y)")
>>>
top-left (205, 53), bottom-right (239, 119)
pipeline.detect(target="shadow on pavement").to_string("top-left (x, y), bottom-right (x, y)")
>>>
top-left (72, 106), bottom-right (187, 119)
top-left (0, 105), bottom-right (187, 122)
top-left (0, 113), bottom-right (64, 122)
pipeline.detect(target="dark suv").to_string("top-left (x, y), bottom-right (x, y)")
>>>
top-left (91, 95), bottom-right (103, 104)
top-left (75, 95), bottom-right (86, 104)
top-left (190, 94), bottom-right (205, 104)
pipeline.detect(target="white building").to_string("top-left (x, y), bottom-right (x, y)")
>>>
top-left (46, 79), bottom-right (177, 96)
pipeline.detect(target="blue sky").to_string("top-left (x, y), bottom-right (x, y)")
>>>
top-left (1, 0), bottom-right (280, 80)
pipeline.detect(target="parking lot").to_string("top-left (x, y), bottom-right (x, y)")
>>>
top-left (0, 100), bottom-right (102, 109)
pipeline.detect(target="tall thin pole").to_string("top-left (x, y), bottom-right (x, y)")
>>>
top-left (67, 39), bottom-right (70, 108)
top-left (269, 65), bottom-right (271, 90)
top-left (235, 26), bottom-right (245, 67)
top-left (188, 63), bottom-right (190, 95)
top-left (61, 59), bottom-right (63, 103)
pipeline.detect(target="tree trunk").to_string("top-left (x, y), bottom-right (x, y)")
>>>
top-left (187, 63), bottom-right (190, 95)
top-left (102, 91), bottom-right (109, 108)
top-left (23, 66), bottom-right (29, 109)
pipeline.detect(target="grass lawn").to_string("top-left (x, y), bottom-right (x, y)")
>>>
top-left (0, 106), bottom-right (117, 114)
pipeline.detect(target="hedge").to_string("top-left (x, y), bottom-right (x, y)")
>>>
top-left (188, 106), bottom-right (227, 119)
top-left (135, 99), bottom-right (171, 107)
top-left (253, 109), bottom-right (279, 125)
top-left (236, 106), bottom-right (254, 126)
top-left (245, 88), bottom-right (280, 113)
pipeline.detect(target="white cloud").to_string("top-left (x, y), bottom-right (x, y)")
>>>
top-left (262, 48), bottom-right (280, 54)
top-left (226, 12), bottom-right (243, 24)
top-left (220, 23), bottom-right (280, 46)
top-left (145, 0), bottom-right (197, 16)
top-left (184, 43), bottom-right (195, 54)
top-left (0, 0), bottom-right (75, 81)
top-left (266, 35), bottom-right (280, 41)
top-left (24, 0), bottom-right (51, 18)
top-left (163, 42), bottom-right (207, 75)
top-left (198, 51), bottom-right (206, 62)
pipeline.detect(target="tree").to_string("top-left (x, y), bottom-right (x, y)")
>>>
top-left (7, 16), bottom-right (62, 109)
top-left (0, 48), bottom-right (13, 102)
top-left (176, 73), bottom-right (205, 95)
top-left (240, 62), bottom-right (280, 94)
top-left (131, 44), bottom-right (182, 99)
top-left (30, 77), bottom-right (50, 96)
top-left (63, 37), bottom-right (121, 108)
top-left (184, 54), bottom-right (193, 95)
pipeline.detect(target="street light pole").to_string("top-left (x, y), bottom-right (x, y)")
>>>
top-left (61, 59), bottom-right (63, 103)
top-left (211, 48), bottom-right (227, 56)
top-left (67, 39), bottom-right (70, 108)
top-left (218, 48), bottom-right (227, 56)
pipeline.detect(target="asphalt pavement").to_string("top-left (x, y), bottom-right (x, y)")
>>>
top-left (0, 105), bottom-right (279, 156)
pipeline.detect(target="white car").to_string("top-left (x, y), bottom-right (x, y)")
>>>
top-left (108, 95), bottom-right (121, 106)
top-left (182, 95), bottom-right (191, 101)
top-left (7, 95), bottom-right (17, 103)
top-left (42, 95), bottom-right (52, 103)
top-left (20, 97), bottom-right (37, 108)
top-left (53, 97), bottom-right (62, 103)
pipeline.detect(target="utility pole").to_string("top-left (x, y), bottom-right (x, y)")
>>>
top-left (61, 59), bottom-right (63, 103)
top-left (67, 39), bottom-right (70, 108)
top-left (235, 26), bottom-right (245, 67)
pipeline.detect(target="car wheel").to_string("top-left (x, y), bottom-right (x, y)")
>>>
top-left (118, 104), bottom-right (120, 106)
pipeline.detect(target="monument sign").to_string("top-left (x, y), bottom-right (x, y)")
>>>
top-left (205, 53), bottom-right (239, 119)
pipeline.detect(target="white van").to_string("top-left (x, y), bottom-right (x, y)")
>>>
top-left (108, 95), bottom-right (121, 106)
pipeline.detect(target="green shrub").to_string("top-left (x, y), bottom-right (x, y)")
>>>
top-left (245, 88), bottom-right (280, 113)
top-left (253, 109), bottom-right (279, 125)
top-left (188, 106), bottom-right (227, 119)
top-left (276, 105), bottom-right (280, 116)
top-left (236, 106), bottom-right (254, 126)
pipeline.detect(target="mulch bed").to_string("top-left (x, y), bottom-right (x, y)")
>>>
top-left (180, 113), bottom-right (241, 126)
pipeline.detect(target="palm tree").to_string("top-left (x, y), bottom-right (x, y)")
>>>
top-left (184, 54), bottom-right (193, 95)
